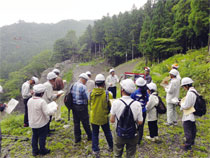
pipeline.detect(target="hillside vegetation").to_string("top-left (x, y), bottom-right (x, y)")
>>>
top-left (1, 0), bottom-right (209, 103)
top-left (0, 20), bottom-right (94, 79)
top-left (1, 48), bottom-right (210, 158)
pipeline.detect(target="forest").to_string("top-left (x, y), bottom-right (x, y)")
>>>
top-left (0, 0), bottom-right (209, 101)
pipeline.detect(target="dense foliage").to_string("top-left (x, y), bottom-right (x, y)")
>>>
top-left (0, 0), bottom-right (209, 101)
top-left (0, 20), bottom-right (94, 79)
top-left (77, 0), bottom-right (209, 65)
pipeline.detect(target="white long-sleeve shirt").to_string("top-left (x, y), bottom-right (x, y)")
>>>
top-left (165, 78), bottom-right (180, 104)
top-left (86, 79), bottom-right (95, 93)
top-left (180, 87), bottom-right (197, 122)
top-left (146, 92), bottom-right (159, 121)
top-left (43, 81), bottom-right (57, 103)
top-left (28, 96), bottom-right (54, 128)
top-left (106, 75), bottom-right (119, 88)
top-left (21, 81), bottom-right (32, 99)
top-left (176, 71), bottom-right (181, 81)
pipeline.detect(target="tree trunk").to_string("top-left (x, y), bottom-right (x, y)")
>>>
top-left (95, 43), bottom-right (97, 57)
top-left (99, 43), bottom-right (101, 55)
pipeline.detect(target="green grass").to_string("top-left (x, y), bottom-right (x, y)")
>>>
top-left (63, 68), bottom-right (73, 82)
top-left (2, 47), bottom-right (210, 157)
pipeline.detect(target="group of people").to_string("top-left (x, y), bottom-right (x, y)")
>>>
top-left (0, 63), bottom-right (199, 157)
top-left (20, 68), bottom-right (64, 156)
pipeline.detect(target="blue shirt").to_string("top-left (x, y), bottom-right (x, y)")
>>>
top-left (131, 88), bottom-right (149, 112)
top-left (71, 81), bottom-right (88, 105)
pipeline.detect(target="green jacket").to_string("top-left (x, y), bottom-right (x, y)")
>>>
top-left (90, 88), bottom-right (113, 125)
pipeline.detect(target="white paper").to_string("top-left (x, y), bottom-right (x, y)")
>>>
top-left (57, 90), bottom-right (64, 95)
top-left (63, 80), bottom-right (67, 83)
top-left (5, 98), bottom-right (19, 114)
top-left (47, 101), bottom-right (58, 114)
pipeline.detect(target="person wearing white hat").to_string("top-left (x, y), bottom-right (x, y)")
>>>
top-left (43, 72), bottom-right (62, 134)
top-left (165, 69), bottom-right (180, 126)
top-left (52, 68), bottom-right (64, 91)
top-left (86, 71), bottom-right (95, 96)
top-left (0, 85), bottom-right (6, 154)
top-left (90, 74), bottom-right (113, 156)
top-left (28, 84), bottom-right (55, 156)
top-left (110, 79), bottom-right (143, 158)
top-left (144, 67), bottom-right (152, 84)
top-left (179, 77), bottom-right (197, 151)
top-left (106, 68), bottom-right (119, 99)
top-left (21, 76), bottom-right (39, 127)
top-left (52, 69), bottom-right (64, 121)
top-left (131, 77), bottom-right (149, 144)
top-left (172, 63), bottom-right (181, 81)
top-left (145, 82), bottom-right (159, 142)
top-left (70, 73), bottom-right (92, 143)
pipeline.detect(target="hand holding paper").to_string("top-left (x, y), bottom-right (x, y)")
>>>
top-left (5, 98), bottom-right (19, 114)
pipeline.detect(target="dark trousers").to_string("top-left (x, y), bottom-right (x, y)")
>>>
top-left (32, 124), bottom-right (48, 153)
top-left (183, 121), bottom-right (196, 147)
top-left (138, 111), bottom-right (146, 144)
top-left (91, 123), bottom-right (113, 152)
top-left (72, 104), bottom-right (92, 141)
top-left (108, 87), bottom-right (117, 99)
top-left (47, 116), bottom-right (52, 133)
top-left (23, 98), bottom-right (30, 125)
top-left (148, 120), bottom-right (158, 138)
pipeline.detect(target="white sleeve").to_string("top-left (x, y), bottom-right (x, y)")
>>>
top-left (146, 96), bottom-right (154, 112)
top-left (110, 100), bottom-right (117, 115)
top-left (106, 76), bottom-right (111, 87)
top-left (137, 103), bottom-right (143, 122)
top-left (115, 75), bottom-right (119, 83)
top-left (41, 100), bottom-right (52, 116)
top-left (21, 83), bottom-right (32, 98)
top-left (166, 81), bottom-right (176, 94)
top-left (181, 92), bottom-right (196, 110)
top-left (45, 84), bottom-right (57, 102)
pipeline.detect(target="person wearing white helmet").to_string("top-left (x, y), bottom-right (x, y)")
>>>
top-left (52, 68), bottom-right (64, 91)
top-left (179, 77), bottom-right (197, 151)
top-left (21, 76), bottom-right (39, 127)
top-left (106, 68), bottom-right (119, 99)
top-left (90, 74), bottom-right (113, 156)
top-left (28, 84), bottom-right (56, 156)
top-left (144, 67), bottom-right (152, 84)
top-left (131, 77), bottom-right (149, 144)
top-left (43, 72), bottom-right (62, 134)
top-left (165, 69), bottom-right (180, 126)
top-left (86, 71), bottom-right (95, 96)
top-left (145, 82), bottom-right (159, 141)
top-left (110, 79), bottom-right (143, 158)
top-left (0, 85), bottom-right (7, 154)
top-left (172, 63), bottom-right (181, 81)
top-left (70, 73), bottom-right (92, 143)
top-left (52, 68), bottom-right (64, 122)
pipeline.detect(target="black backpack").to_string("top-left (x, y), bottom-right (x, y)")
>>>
top-left (64, 84), bottom-right (74, 121)
top-left (116, 99), bottom-right (137, 139)
top-left (154, 95), bottom-right (167, 114)
top-left (191, 91), bottom-right (206, 117)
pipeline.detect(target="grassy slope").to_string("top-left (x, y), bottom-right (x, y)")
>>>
top-left (2, 47), bottom-right (210, 157)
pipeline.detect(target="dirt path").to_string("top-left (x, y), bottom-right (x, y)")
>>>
top-left (114, 58), bottom-right (141, 77)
